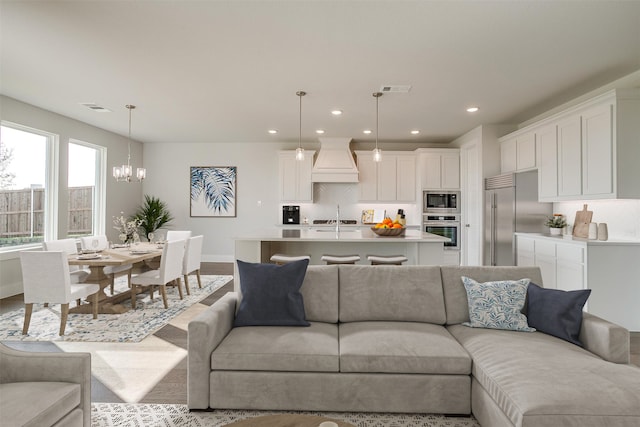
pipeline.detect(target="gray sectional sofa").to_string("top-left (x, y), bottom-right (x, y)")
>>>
top-left (188, 265), bottom-right (640, 427)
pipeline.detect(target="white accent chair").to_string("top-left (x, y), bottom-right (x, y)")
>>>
top-left (43, 238), bottom-right (90, 283)
top-left (166, 230), bottom-right (192, 241)
top-left (183, 235), bottom-right (204, 293)
top-left (0, 342), bottom-right (92, 427)
top-left (80, 235), bottom-right (132, 295)
top-left (130, 239), bottom-right (186, 309)
top-left (19, 251), bottom-right (99, 336)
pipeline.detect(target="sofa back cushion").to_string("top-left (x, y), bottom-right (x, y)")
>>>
top-left (339, 265), bottom-right (445, 324)
top-left (441, 266), bottom-right (543, 325)
top-left (300, 265), bottom-right (339, 323)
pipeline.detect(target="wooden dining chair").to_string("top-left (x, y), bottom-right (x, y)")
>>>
top-left (80, 235), bottom-right (132, 295)
top-left (130, 239), bottom-right (186, 309)
top-left (182, 235), bottom-right (204, 293)
top-left (19, 251), bottom-right (99, 335)
top-left (43, 238), bottom-right (91, 284)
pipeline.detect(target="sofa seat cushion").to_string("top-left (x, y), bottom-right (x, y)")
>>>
top-left (211, 322), bottom-right (339, 372)
top-left (448, 324), bottom-right (640, 426)
top-left (0, 381), bottom-right (81, 427)
top-left (339, 321), bottom-right (471, 374)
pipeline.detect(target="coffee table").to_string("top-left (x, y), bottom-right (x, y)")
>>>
top-left (224, 414), bottom-right (356, 427)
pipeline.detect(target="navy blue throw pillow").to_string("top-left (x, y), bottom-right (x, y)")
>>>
top-left (234, 259), bottom-right (310, 327)
top-left (526, 282), bottom-right (591, 346)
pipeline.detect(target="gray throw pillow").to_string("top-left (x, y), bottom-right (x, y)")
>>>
top-left (234, 259), bottom-right (310, 327)
top-left (526, 282), bottom-right (591, 346)
top-left (462, 276), bottom-right (535, 332)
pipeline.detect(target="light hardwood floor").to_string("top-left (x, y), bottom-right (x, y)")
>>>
top-left (1, 262), bottom-right (639, 404)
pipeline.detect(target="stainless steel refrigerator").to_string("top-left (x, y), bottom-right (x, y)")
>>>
top-left (484, 170), bottom-right (552, 266)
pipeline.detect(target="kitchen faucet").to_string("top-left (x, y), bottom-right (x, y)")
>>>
top-left (336, 204), bottom-right (340, 233)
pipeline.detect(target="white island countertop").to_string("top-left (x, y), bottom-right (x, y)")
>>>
top-left (235, 228), bottom-right (450, 243)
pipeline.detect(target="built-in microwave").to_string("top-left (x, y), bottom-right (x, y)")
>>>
top-left (423, 191), bottom-right (461, 213)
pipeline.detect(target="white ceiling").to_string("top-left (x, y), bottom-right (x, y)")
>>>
top-left (1, 1), bottom-right (639, 146)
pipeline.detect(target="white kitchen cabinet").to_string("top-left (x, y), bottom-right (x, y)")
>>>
top-left (499, 132), bottom-right (536, 173)
top-left (504, 88), bottom-right (640, 202)
top-left (417, 149), bottom-right (460, 189)
top-left (557, 114), bottom-right (582, 198)
top-left (355, 151), bottom-right (416, 202)
top-left (536, 124), bottom-right (559, 201)
top-left (278, 150), bottom-right (315, 202)
top-left (515, 233), bottom-right (640, 331)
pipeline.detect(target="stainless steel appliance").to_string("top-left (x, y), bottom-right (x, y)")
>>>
top-left (484, 170), bottom-right (552, 266)
top-left (424, 214), bottom-right (460, 250)
top-left (423, 191), bottom-right (461, 213)
top-left (282, 205), bottom-right (300, 225)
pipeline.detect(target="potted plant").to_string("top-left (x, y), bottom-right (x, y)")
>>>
top-left (134, 195), bottom-right (174, 241)
top-left (545, 214), bottom-right (567, 235)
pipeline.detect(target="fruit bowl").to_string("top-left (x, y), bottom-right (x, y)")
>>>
top-left (371, 226), bottom-right (406, 237)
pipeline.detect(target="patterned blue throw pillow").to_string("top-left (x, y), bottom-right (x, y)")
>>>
top-left (462, 276), bottom-right (535, 332)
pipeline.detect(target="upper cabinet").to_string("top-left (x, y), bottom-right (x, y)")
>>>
top-left (417, 149), bottom-right (460, 190)
top-left (354, 151), bottom-right (416, 202)
top-left (278, 150), bottom-right (315, 202)
top-left (502, 89), bottom-right (640, 201)
top-left (499, 131), bottom-right (536, 173)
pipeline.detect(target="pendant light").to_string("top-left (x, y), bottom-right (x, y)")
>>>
top-left (113, 104), bottom-right (146, 182)
top-left (372, 92), bottom-right (383, 162)
top-left (295, 90), bottom-right (306, 161)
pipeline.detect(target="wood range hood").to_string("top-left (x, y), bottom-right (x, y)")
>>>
top-left (311, 137), bottom-right (359, 183)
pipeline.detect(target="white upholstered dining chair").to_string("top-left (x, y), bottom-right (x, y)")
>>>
top-left (19, 251), bottom-right (99, 336)
top-left (182, 235), bottom-right (203, 293)
top-left (43, 238), bottom-right (91, 283)
top-left (166, 230), bottom-right (192, 241)
top-left (80, 235), bottom-right (132, 295)
top-left (130, 239), bottom-right (186, 309)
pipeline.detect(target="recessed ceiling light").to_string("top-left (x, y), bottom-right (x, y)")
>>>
top-left (331, 110), bottom-right (343, 116)
top-left (466, 107), bottom-right (479, 113)
top-left (315, 129), bottom-right (325, 134)
top-left (363, 129), bottom-right (372, 134)
top-left (410, 130), bottom-right (420, 135)
top-left (268, 129), bottom-right (278, 134)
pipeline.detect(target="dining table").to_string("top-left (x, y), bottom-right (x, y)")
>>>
top-left (67, 242), bottom-right (163, 314)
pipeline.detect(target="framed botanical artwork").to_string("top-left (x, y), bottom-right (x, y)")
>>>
top-left (190, 166), bottom-right (237, 217)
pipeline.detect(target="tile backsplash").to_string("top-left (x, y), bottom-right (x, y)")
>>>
top-left (554, 200), bottom-right (640, 240)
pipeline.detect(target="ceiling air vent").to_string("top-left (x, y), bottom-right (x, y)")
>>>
top-left (79, 103), bottom-right (112, 112)
top-left (380, 85), bottom-right (412, 93)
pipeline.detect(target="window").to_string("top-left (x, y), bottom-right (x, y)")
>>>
top-left (68, 140), bottom-right (106, 237)
top-left (0, 122), bottom-right (58, 248)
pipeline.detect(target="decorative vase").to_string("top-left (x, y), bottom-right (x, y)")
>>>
top-left (549, 227), bottom-right (562, 235)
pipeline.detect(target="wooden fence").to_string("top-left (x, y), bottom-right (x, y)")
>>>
top-left (0, 186), bottom-right (93, 238)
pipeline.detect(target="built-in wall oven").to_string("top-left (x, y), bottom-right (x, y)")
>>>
top-left (424, 214), bottom-right (460, 250)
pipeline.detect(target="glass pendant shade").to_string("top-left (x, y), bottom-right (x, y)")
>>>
top-left (372, 147), bottom-right (382, 162)
top-left (295, 147), bottom-right (305, 161)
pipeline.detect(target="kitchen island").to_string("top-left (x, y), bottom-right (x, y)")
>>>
top-left (234, 227), bottom-right (450, 291)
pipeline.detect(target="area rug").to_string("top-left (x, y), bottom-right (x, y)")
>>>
top-left (0, 275), bottom-right (232, 343)
top-left (91, 403), bottom-right (480, 427)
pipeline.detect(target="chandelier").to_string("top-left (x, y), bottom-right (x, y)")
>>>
top-left (113, 104), bottom-right (146, 182)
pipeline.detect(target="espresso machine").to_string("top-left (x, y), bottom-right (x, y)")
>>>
top-left (282, 205), bottom-right (300, 225)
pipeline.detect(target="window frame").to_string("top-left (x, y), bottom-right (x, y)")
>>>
top-left (68, 138), bottom-right (106, 237)
top-left (0, 120), bottom-right (58, 253)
